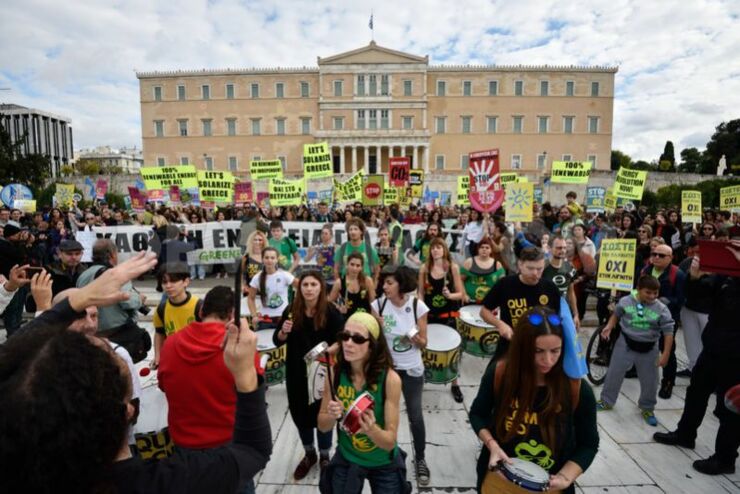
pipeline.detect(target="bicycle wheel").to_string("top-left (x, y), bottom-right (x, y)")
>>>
top-left (586, 325), bottom-right (610, 386)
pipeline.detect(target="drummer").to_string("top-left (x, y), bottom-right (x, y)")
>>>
top-left (417, 238), bottom-right (466, 403)
top-left (248, 247), bottom-right (298, 331)
top-left (274, 270), bottom-right (345, 481)
top-left (460, 237), bottom-right (506, 305)
top-left (469, 307), bottom-right (599, 494)
top-left (317, 312), bottom-right (408, 493)
top-left (329, 252), bottom-right (376, 320)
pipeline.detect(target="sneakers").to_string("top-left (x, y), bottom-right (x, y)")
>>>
top-left (693, 455), bottom-right (736, 475)
top-left (451, 385), bottom-right (464, 403)
top-left (293, 450), bottom-right (317, 481)
top-left (658, 381), bottom-right (674, 399)
top-left (653, 430), bottom-right (695, 449)
top-left (641, 409), bottom-right (658, 427)
top-left (596, 400), bottom-right (613, 411)
top-left (415, 458), bottom-right (430, 486)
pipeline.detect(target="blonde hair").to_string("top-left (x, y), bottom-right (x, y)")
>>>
top-left (247, 230), bottom-right (268, 256)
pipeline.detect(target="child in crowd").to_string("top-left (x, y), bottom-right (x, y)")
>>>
top-left (269, 220), bottom-right (300, 273)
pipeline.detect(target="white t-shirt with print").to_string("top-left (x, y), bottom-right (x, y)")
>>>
top-left (371, 295), bottom-right (430, 371)
top-left (249, 270), bottom-right (295, 318)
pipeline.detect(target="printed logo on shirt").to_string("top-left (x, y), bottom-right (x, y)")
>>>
top-left (382, 314), bottom-right (397, 333)
top-left (539, 295), bottom-right (549, 305)
top-left (515, 439), bottom-right (554, 471)
top-left (336, 383), bottom-right (377, 453)
top-left (432, 294), bottom-right (447, 308)
top-left (507, 298), bottom-right (531, 328)
top-left (267, 293), bottom-right (284, 308)
top-left (393, 335), bottom-right (413, 352)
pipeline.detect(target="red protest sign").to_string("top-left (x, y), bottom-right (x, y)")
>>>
top-left (169, 186), bottom-right (181, 204)
top-left (468, 149), bottom-right (503, 213)
top-left (128, 187), bottom-right (146, 211)
top-left (389, 157), bottom-right (410, 187)
top-left (95, 179), bottom-right (108, 200)
top-left (234, 182), bottom-right (253, 204)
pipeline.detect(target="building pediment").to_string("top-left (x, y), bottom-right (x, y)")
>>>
top-left (319, 41), bottom-right (427, 65)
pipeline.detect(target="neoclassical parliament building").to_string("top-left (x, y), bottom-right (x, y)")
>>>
top-left (137, 42), bottom-right (616, 176)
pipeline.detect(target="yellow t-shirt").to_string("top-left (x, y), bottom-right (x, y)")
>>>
top-left (153, 292), bottom-right (202, 336)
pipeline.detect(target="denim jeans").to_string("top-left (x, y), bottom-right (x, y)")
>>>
top-left (2, 285), bottom-right (29, 337)
top-left (190, 264), bottom-right (205, 280)
top-left (328, 449), bottom-right (408, 494)
top-left (397, 369), bottom-right (426, 460)
top-left (298, 426), bottom-right (333, 452)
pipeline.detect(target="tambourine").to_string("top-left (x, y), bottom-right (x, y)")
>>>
top-left (500, 458), bottom-right (550, 492)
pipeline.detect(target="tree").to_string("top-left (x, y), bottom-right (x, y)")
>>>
top-left (611, 149), bottom-right (632, 171)
top-left (630, 160), bottom-right (654, 171)
top-left (0, 125), bottom-right (52, 190)
top-left (678, 147), bottom-right (704, 173)
top-left (704, 119), bottom-right (740, 175)
top-left (76, 158), bottom-right (102, 176)
top-left (659, 140), bottom-right (676, 166)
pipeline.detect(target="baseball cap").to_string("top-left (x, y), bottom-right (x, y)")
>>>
top-left (59, 239), bottom-right (84, 252)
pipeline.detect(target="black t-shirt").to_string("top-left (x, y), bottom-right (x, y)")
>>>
top-left (542, 261), bottom-right (577, 298)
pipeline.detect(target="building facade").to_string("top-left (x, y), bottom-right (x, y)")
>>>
top-left (0, 103), bottom-right (74, 178)
top-left (137, 42), bottom-right (617, 176)
top-left (76, 146), bottom-right (143, 174)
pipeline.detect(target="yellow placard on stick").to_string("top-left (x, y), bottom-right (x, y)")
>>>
top-left (383, 185), bottom-right (398, 205)
top-left (614, 168), bottom-right (648, 201)
top-left (457, 176), bottom-right (470, 206)
top-left (597, 239), bottom-right (637, 291)
top-left (409, 170), bottom-right (424, 198)
top-left (13, 199), bottom-right (37, 213)
top-left (504, 182), bottom-right (534, 222)
top-left (336, 172), bottom-right (363, 202)
top-left (604, 188), bottom-right (617, 212)
top-left (269, 178), bottom-right (305, 206)
top-left (719, 185), bottom-right (740, 213)
top-left (500, 172), bottom-right (519, 187)
top-left (140, 166), bottom-right (198, 190)
top-left (197, 171), bottom-right (235, 203)
top-left (54, 183), bottom-right (75, 208)
top-left (250, 159), bottom-right (283, 180)
top-left (303, 142), bottom-right (333, 179)
top-left (551, 161), bottom-right (592, 184)
top-left (681, 191), bottom-right (702, 224)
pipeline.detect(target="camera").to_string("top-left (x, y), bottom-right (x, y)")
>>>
top-left (138, 305), bottom-right (151, 316)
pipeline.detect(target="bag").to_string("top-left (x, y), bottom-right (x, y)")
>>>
top-left (622, 333), bottom-right (656, 353)
top-left (103, 320), bottom-right (152, 364)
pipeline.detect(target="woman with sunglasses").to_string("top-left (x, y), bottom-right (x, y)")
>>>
top-left (274, 270), bottom-right (344, 481)
top-left (698, 222), bottom-right (716, 240)
top-left (318, 312), bottom-right (408, 493)
top-left (470, 307), bottom-right (599, 494)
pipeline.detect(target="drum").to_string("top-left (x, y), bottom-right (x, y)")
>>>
top-left (457, 305), bottom-right (500, 357)
top-left (305, 342), bottom-right (331, 404)
top-left (500, 458), bottom-right (551, 492)
top-left (134, 386), bottom-right (174, 460)
top-left (256, 329), bottom-right (287, 386)
top-left (340, 391), bottom-right (375, 435)
top-left (403, 248), bottom-right (421, 270)
top-left (422, 324), bottom-right (462, 384)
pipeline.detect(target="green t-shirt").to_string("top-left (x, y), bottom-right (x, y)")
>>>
top-left (269, 236), bottom-right (298, 270)
top-left (334, 241), bottom-right (380, 277)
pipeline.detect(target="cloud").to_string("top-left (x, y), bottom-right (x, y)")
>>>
top-left (0, 0), bottom-right (738, 162)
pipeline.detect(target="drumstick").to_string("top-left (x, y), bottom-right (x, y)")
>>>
top-left (324, 350), bottom-right (338, 402)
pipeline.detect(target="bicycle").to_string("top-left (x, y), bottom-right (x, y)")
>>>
top-left (585, 290), bottom-right (622, 386)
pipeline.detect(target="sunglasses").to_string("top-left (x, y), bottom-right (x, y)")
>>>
top-left (651, 252), bottom-right (670, 259)
top-left (638, 229), bottom-right (647, 233)
top-left (527, 312), bottom-right (562, 327)
top-left (338, 331), bottom-right (371, 345)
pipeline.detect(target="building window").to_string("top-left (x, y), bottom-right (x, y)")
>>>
top-left (180, 156), bottom-right (189, 165)
top-left (229, 156), bottom-right (237, 171)
top-left (202, 85), bottom-right (210, 100)
top-left (153, 86), bottom-right (162, 101)
top-left (380, 110), bottom-right (389, 129)
top-left (333, 117), bottom-right (344, 130)
top-left (461, 116), bottom-right (472, 134)
top-left (463, 80), bottom-right (472, 96)
top-left (202, 119), bottom-right (212, 136)
top-left (514, 80), bottom-right (523, 96)
top-left (566, 81), bottom-right (574, 96)
top-left (461, 155), bottom-right (470, 170)
top-left (368, 110), bottom-right (377, 130)
top-left (357, 75), bottom-right (365, 95)
top-left (157, 157), bottom-right (166, 166)
top-left (154, 120), bottom-right (164, 137)
top-left (403, 79), bottom-right (412, 96)
top-left (435, 155), bottom-right (445, 170)
top-left (591, 81), bottom-right (600, 96)
top-left (275, 118), bottom-right (285, 136)
top-left (251, 118), bottom-right (261, 135)
top-left (563, 116), bottom-right (574, 134)
top-left (250, 83), bottom-right (259, 98)
top-left (276, 82), bottom-right (285, 98)
top-left (204, 157), bottom-right (213, 170)
top-left (369, 75), bottom-right (377, 95)
top-left (226, 84), bottom-right (235, 99)
top-left (562, 154), bottom-right (572, 161)
top-left (587, 154), bottom-right (597, 166)
top-left (300, 82), bottom-right (309, 98)
top-left (178, 119), bottom-right (188, 137)
top-left (435, 116), bottom-right (446, 134)
top-left (357, 110), bottom-right (366, 129)
top-left (538, 116), bottom-right (549, 134)
top-left (511, 154), bottom-right (522, 169)
top-left (301, 117), bottom-right (311, 135)
top-left (334, 80), bottom-right (343, 96)
top-left (381, 75), bottom-right (389, 95)
top-left (279, 156), bottom-right (287, 171)
top-left (512, 116), bottom-right (523, 134)
top-left (487, 116), bottom-right (498, 133)
top-left (437, 80), bottom-right (446, 96)
top-left (227, 118), bottom-right (237, 136)
top-left (402, 116), bottom-right (413, 130)
top-left (537, 154), bottom-right (547, 170)
top-left (588, 116), bottom-right (599, 134)
top-left (488, 80), bottom-right (498, 96)
top-left (252, 155), bottom-right (262, 162)
top-left (177, 85), bottom-right (186, 100)
top-left (540, 80), bottom-right (549, 96)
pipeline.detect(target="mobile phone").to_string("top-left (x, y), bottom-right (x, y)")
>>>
top-left (25, 267), bottom-right (44, 276)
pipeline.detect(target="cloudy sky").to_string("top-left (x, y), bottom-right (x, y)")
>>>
top-left (1, 0), bottom-right (739, 162)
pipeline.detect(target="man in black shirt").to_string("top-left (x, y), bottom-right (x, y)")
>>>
top-left (542, 236), bottom-right (580, 330)
top-left (480, 246), bottom-right (561, 360)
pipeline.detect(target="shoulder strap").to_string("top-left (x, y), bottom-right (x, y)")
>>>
top-left (156, 298), bottom-right (167, 324)
top-left (668, 264), bottom-right (678, 288)
top-left (379, 295), bottom-right (388, 316)
top-left (413, 296), bottom-right (418, 324)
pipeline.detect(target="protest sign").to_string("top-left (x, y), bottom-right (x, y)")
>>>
top-left (269, 178), bottom-right (305, 206)
top-left (468, 149), bottom-right (503, 213)
top-left (128, 187), bottom-right (146, 211)
top-left (147, 189), bottom-right (165, 202)
top-left (409, 170), bottom-right (424, 198)
top-left (337, 172), bottom-right (363, 202)
top-left (13, 199), bottom-right (36, 213)
top-left (197, 171), bottom-right (234, 203)
top-left (719, 185), bottom-right (740, 213)
top-left (0, 184), bottom-right (33, 207)
top-left (362, 175), bottom-right (384, 206)
top-left (95, 179), bottom-right (108, 200)
top-left (681, 191), bottom-right (702, 224)
top-left (250, 159), bottom-right (283, 180)
top-left (54, 183), bottom-right (75, 208)
top-left (504, 182), bottom-right (534, 222)
top-left (140, 166), bottom-right (198, 190)
top-left (500, 172), bottom-right (519, 187)
top-left (303, 142), bottom-right (333, 179)
top-left (604, 188), bottom-right (616, 212)
top-left (551, 161), bottom-right (592, 184)
top-left (256, 191), bottom-right (270, 207)
top-left (457, 176), bottom-right (470, 206)
top-left (614, 168), bottom-right (648, 201)
top-left (234, 182), bottom-right (253, 205)
top-left (84, 177), bottom-right (95, 200)
top-left (586, 187), bottom-right (606, 213)
top-left (383, 185), bottom-right (398, 204)
top-left (534, 186), bottom-right (543, 205)
top-left (168, 186), bottom-right (181, 205)
top-left (597, 239), bottom-right (636, 291)
top-left (389, 157), bottom-right (410, 186)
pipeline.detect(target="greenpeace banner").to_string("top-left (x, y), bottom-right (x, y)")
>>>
top-left (197, 171), bottom-right (235, 203)
top-left (362, 175), bottom-right (384, 206)
top-left (586, 187), bottom-right (606, 213)
top-left (269, 178), bottom-right (305, 206)
top-left (468, 148), bottom-right (503, 213)
top-left (389, 157), bottom-right (410, 187)
top-left (303, 142), bottom-right (333, 179)
top-left (614, 168), bottom-right (648, 201)
top-left (140, 166), bottom-right (198, 190)
top-left (551, 161), bottom-right (592, 184)
top-left (250, 159), bottom-right (283, 180)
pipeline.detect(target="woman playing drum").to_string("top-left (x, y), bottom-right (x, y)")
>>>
top-left (469, 307), bottom-right (599, 494)
top-left (274, 270), bottom-right (345, 481)
top-left (329, 252), bottom-right (376, 320)
top-left (460, 237), bottom-right (506, 305)
top-left (317, 312), bottom-right (408, 493)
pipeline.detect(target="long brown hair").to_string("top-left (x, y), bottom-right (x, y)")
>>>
top-left (334, 320), bottom-right (394, 389)
top-left (345, 251), bottom-right (367, 286)
top-left (290, 270), bottom-right (328, 331)
top-left (494, 307), bottom-right (570, 452)
top-left (424, 237), bottom-right (452, 274)
top-left (258, 247), bottom-right (279, 306)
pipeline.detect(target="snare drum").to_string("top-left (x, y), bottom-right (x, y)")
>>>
top-left (500, 458), bottom-right (551, 492)
top-left (256, 329), bottom-right (287, 386)
top-left (422, 324), bottom-right (462, 384)
top-left (457, 305), bottom-right (500, 357)
top-left (340, 391), bottom-right (375, 435)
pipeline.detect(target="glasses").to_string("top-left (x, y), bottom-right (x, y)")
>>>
top-left (651, 252), bottom-right (670, 259)
top-left (338, 331), bottom-right (371, 345)
top-left (527, 312), bottom-right (562, 327)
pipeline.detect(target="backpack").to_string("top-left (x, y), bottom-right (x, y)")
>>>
top-left (378, 295), bottom-right (418, 325)
top-left (335, 232), bottom-right (377, 274)
top-left (493, 361), bottom-right (581, 411)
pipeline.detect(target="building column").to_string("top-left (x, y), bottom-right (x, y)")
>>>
top-left (364, 145), bottom-right (369, 174)
top-left (339, 145), bottom-right (345, 174)
top-left (376, 145), bottom-right (381, 173)
top-left (389, 145), bottom-right (394, 158)
top-left (413, 145), bottom-right (419, 170)
top-left (423, 145), bottom-right (430, 173)
top-left (352, 146), bottom-right (357, 174)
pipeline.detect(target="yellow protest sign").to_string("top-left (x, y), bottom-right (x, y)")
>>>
top-left (597, 239), bottom-right (636, 291)
top-left (719, 185), bottom-right (740, 213)
top-left (504, 182), bottom-right (534, 222)
top-left (140, 166), bottom-right (198, 190)
top-left (362, 175), bottom-right (384, 206)
top-left (614, 168), bottom-right (648, 201)
top-left (13, 199), bottom-right (37, 213)
top-left (54, 183), bottom-right (75, 208)
top-left (197, 171), bottom-right (235, 203)
top-left (551, 161), bottom-right (592, 184)
top-left (457, 176), bottom-right (470, 206)
top-left (383, 185), bottom-right (398, 204)
top-left (338, 172), bottom-right (363, 202)
top-left (500, 172), bottom-right (519, 187)
top-left (604, 188), bottom-right (617, 212)
top-left (409, 170), bottom-right (424, 198)
top-left (681, 191), bottom-right (702, 224)
top-left (250, 159), bottom-right (283, 180)
top-left (399, 188), bottom-right (413, 207)
top-left (303, 142), bottom-right (333, 179)
top-left (269, 178), bottom-right (305, 206)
